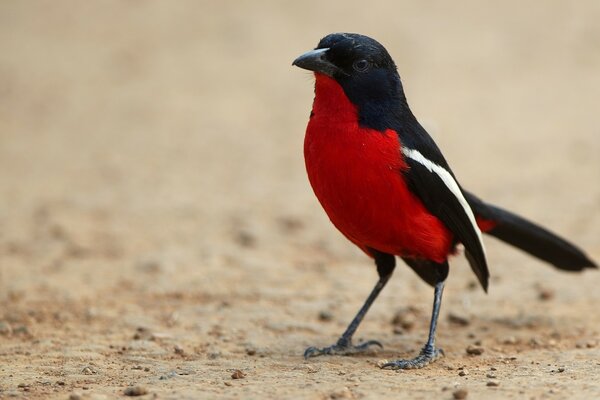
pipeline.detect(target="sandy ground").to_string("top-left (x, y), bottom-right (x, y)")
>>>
top-left (1, 1), bottom-right (600, 399)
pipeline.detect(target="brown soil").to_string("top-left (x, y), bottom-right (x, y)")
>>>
top-left (1, 1), bottom-right (599, 399)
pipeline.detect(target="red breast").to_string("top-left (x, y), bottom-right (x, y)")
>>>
top-left (304, 75), bottom-right (453, 262)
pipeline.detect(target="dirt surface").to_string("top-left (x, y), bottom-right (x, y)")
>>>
top-left (1, 1), bottom-right (600, 399)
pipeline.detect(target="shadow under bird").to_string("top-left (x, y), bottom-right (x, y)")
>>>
top-left (292, 32), bottom-right (597, 369)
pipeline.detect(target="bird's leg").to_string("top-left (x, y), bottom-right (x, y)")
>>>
top-left (304, 252), bottom-right (395, 358)
top-left (381, 271), bottom-right (447, 370)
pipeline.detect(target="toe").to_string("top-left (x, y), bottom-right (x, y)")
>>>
top-left (356, 340), bottom-right (383, 350)
top-left (303, 346), bottom-right (321, 359)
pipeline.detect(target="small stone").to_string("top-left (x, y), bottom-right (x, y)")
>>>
top-left (537, 287), bottom-right (555, 301)
top-left (391, 307), bottom-right (419, 331)
top-left (224, 381), bottom-right (232, 387)
top-left (392, 326), bottom-right (404, 335)
top-left (305, 365), bottom-right (319, 373)
top-left (557, 367), bottom-right (565, 373)
top-left (529, 337), bottom-right (543, 347)
top-left (586, 340), bottom-right (597, 349)
top-left (318, 310), bottom-right (334, 322)
top-left (329, 387), bottom-right (354, 399)
top-left (376, 359), bottom-right (389, 368)
top-left (453, 388), bottom-right (468, 399)
top-left (69, 393), bottom-right (83, 400)
top-left (0, 321), bottom-right (12, 335)
top-left (459, 369), bottom-right (469, 376)
top-left (124, 386), bottom-right (148, 396)
top-left (486, 380), bottom-right (499, 387)
top-left (133, 327), bottom-right (152, 340)
top-left (231, 370), bottom-right (245, 379)
top-left (234, 230), bottom-right (256, 248)
top-left (12, 325), bottom-right (29, 335)
top-left (245, 347), bottom-right (257, 356)
top-left (486, 373), bottom-right (496, 379)
top-left (277, 216), bottom-right (304, 233)
top-left (82, 366), bottom-right (96, 375)
top-left (466, 345), bottom-right (484, 355)
top-left (174, 344), bottom-right (185, 355)
top-left (392, 325), bottom-right (406, 335)
top-left (502, 336), bottom-right (518, 345)
top-left (448, 312), bottom-right (471, 326)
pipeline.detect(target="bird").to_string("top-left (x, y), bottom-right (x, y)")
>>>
top-left (292, 32), bottom-right (597, 370)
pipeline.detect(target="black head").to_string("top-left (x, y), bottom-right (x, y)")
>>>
top-left (293, 33), bottom-right (411, 129)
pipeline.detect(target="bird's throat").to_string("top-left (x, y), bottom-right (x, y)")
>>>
top-left (312, 74), bottom-right (359, 123)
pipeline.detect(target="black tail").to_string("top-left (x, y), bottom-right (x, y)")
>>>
top-left (465, 192), bottom-right (597, 271)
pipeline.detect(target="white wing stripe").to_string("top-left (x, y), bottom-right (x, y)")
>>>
top-left (402, 148), bottom-right (486, 256)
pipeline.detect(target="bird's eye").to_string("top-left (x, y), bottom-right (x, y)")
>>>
top-left (352, 59), bottom-right (370, 72)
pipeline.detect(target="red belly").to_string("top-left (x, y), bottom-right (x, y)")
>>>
top-left (304, 75), bottom-right (453, 262)
top-left (305, 121), bottom-right (453, 262)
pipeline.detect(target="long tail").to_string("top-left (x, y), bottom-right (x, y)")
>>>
top-left (465, 191), bottom-right (597, 271)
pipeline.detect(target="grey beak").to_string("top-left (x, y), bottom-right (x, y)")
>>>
top-left (292, 48), bottom-right (339, 77)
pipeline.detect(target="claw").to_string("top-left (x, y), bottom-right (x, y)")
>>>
top-left (304, 339), bottom-right (383, 359)
top-left (380, 345), bottom-right (444, 370)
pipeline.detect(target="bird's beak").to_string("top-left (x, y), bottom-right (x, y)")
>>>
top-left (292, 48), bottom-right (339, 77)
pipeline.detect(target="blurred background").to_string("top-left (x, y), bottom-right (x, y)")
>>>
top-left (1, 1), bottom-right (599, 398)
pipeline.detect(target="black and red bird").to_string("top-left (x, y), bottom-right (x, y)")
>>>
top-left (292, 33), bottom-right (597, 369)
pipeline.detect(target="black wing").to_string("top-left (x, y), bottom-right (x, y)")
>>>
top-left (400, 147), bottom-right (490, 291)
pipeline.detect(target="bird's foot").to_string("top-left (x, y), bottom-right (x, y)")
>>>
top-left (304, 338), bottom-right (382, 359)
top-left (380, 345), bottom-right (444, 370)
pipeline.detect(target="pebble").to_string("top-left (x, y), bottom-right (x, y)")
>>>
top-left (133, 327), bottom-right (153, 340)
top-left (329, 387), bottom-right (354, 399)
top-left (82, 366), bottom-right (96, 375)
top-left (69, 393), bottom-right (83, 400)
top-left (391, 307), bottom-right (419, 331)
top-left (486, 380), bottom-right (499, 387)
top-left (305, 365), bottom-right (319, 373)
top-left (234, 230), bottom-right (256, 248)
top-left (245, 347), bottom-right (257, 356)
top-left (17, 383), bottom-right (30, 391)
top-left (486, 373), bottom-right (496, 379)
top-left (174, 344), bottom-right (185, 355)
top-left (376, 359), bottom-right (389, 368)
top-left (453, 388), bottom-right (468, 399)
top-left (557, 367), bottom-right (565, 373)
top-left (12, 325), bottom-right (29, 335)
top-left (318, 310), bottom-right (334, 322)
top-left (124, 386), bottom-right (148, 396)
top-left (502, 336), bottom-right (518, 345)
top-left (277, 216), bottom-right (304, 233)
top-left (537, 287), bottom-right (555, 301)
top-left (529, 337), bottom-right (543, 347)
top-left (448, 312), bottom-right (471, 326)
top-left (231, 369), bottom-right (246, 379)
top-left (459, 369), bottom-right (469, 376)
top-left (0, 321), bottom-right (12, 335)
top-left (466, 345), bottom-right (484, 355)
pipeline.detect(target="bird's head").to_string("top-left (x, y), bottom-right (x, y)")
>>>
top-left (293, 33), bottom-right (409, 126)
